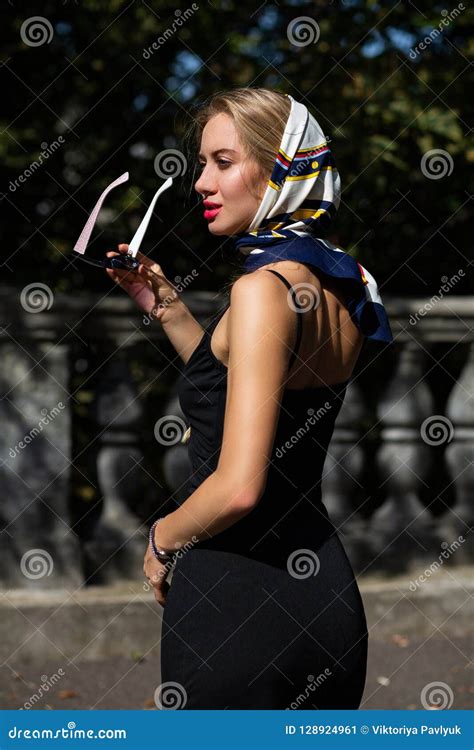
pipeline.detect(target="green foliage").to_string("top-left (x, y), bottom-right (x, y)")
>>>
top-left (1, 0), bottom-right (472, 295)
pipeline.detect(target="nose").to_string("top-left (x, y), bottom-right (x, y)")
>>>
top-left (194, 163), bottom-right (216, 198)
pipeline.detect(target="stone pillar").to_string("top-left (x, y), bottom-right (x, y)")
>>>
top-left (373, 341), bottom-right (435, 570)
top-left (323, 380), bottom-right (368, 568)
top-left (83, 348), bottom-right (149, 585)
top-left (0, 339), bottom-right (82, 589)
top-left (443, 342), bottom-right (474, 562)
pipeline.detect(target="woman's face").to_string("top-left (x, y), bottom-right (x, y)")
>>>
top-left (194, 113), bottom-right (268, 236)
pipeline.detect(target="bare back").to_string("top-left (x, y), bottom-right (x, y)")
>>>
top-left (210, 261), bottom-right (365, 389)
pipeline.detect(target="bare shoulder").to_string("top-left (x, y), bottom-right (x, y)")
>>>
top-left (230, 262), bottom-right (322, 312)
top-left (227, 269), bottom-right (298, 345)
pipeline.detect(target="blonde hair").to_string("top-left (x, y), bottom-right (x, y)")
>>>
top-left (184, 87), bottom-right (291, 199)
top-left (184, 88), bottom-right (291, 296)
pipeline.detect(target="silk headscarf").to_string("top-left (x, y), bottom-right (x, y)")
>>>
top-left (233, 94), bottom-right (393, 344)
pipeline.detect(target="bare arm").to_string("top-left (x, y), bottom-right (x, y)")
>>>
top-left (106, 244), bottom-right (204, 365)
top-left (152, 270), bottom-right (297, 552)
top-left (158, 298), bottom-right (206, 366)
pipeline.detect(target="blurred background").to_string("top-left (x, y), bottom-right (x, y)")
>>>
top-left (0, 0), bottom-right (472, 710)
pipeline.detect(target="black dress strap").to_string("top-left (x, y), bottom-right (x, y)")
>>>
top-left (265, 269), bottom-right (303, 372)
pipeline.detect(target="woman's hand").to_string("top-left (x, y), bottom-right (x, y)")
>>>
top-left (143, 543), bottom-right (171, 606)
top-left (105, 243), bottom-right (180, 322)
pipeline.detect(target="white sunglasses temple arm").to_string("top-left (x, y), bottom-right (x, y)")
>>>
top-left (127, 176), bottom-right (173, 258)
top-left (73, 171), bottom-right (129, 255)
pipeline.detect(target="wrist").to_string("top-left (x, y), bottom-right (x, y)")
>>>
top-left (149, 519), bottom-right (176, 564)
top-left (152, 295), bottom-right (187, 326)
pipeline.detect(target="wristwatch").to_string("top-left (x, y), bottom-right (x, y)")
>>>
top-left (149, 518), bottom-right (176, 564)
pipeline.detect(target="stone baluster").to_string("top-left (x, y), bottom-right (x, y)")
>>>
top-left (443, 342), bottom-right (474, 562)
top-left (373, 341), bottom-right (435, 569)
top-left (161, 394), bottom-right (194, 507)
top-left (323, 380), bottom-right (368, 568)
top-left (84, 348), bottom-right (148, 585)
top-left (0, 338), bottom-right (82, 589)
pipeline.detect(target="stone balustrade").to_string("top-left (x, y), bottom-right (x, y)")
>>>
top-left (0, 285), bottom-right (472, 588)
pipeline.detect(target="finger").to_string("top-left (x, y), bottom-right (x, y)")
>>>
top-left (137, 264), bottom-right (159, 286)
top-left (131, 247), bottom-right (155, 265)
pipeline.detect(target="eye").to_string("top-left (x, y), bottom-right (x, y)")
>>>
top-left (217, 160), bottom-right (231, 168)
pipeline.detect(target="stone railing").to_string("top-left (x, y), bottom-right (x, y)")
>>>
top-left (0, 285), bottom-right (472, 588)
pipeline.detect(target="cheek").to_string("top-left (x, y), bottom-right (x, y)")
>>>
top-left (221, 170), bottom-right (261, 211)
top-left (220, 171), bottom-right (248, 202)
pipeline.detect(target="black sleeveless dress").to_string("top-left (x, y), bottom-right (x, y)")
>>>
top-left (160, 269), bottom-right (368, 710)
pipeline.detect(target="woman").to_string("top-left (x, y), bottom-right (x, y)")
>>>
top-left (107, 88), bottom-right (393, 709)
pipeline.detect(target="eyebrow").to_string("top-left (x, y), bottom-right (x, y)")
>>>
top-left (198, 148), bottom-right (237, 159)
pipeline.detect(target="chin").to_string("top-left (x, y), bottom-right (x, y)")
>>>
top-left (207, 223), bottom-right (226, 235)
top-left (207, 218), bottom-right (250, 236)
top-left (207, 221), bottom-right (235, 236)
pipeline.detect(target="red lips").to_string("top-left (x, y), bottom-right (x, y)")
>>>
top-left (203, 200), bottom-right (222, 221)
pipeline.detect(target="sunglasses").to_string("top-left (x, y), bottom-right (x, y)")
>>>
top-left (72, 172), bottom-right (173, 270)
